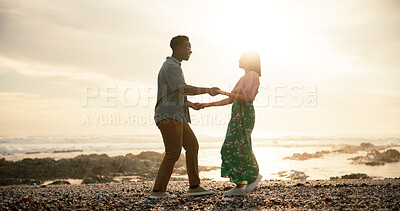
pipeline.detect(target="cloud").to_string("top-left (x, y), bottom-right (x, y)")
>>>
top-left (318, 1), bottom-right (400, 71)
top-left (0, 0), bottom-right (171, 83)
top-left (0, 55), bottom-right (158, 111)
top-left (0, 55), bottom-right (153, 88)
top-left (0, 91), bottom-right (81, 135)
top-left (0, 71), bottom-right (79, 100)
top-left (0, 55), bottom-right (113, 88)
top-left (0, 91), bottom-right (160, 136)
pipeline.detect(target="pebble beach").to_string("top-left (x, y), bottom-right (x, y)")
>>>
top-left (1, 179), bottom-right (399, 210)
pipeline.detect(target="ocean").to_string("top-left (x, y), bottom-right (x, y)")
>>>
top-left (1, 135), bottom-right (400, 180)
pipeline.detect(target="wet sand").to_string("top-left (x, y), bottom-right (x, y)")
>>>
top-left (1, 179), bottom-right (399, 210)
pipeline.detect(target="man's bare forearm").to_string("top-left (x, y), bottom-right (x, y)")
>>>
top-left (179, 85), bottom-right (217, 95)
top-left (208, 98), bottom-right (234, 107)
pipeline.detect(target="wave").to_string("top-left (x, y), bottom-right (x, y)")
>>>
top-left (1, 135), bottom-right (400, 155)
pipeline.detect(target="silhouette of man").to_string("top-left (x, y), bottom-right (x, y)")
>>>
top-left (150, 35), bottom-right (218, 199)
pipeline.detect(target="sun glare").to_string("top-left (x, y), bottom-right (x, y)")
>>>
top-left (199, 0), bottom-right (333, 74)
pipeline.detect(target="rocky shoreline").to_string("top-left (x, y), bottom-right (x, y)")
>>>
top-left (283, 143), bottom-right (400, 166)
top-left (0, 151), bottom-right (218, 186)
top-left (1, 179), bottom-right (399, 210)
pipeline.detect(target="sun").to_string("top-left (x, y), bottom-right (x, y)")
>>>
top-left (199, 0), bottom-right (323, 68)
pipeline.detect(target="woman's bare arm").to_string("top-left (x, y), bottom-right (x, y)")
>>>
top-left (219, 90), bottom-right (248, 102)
top-left (201, 97), bottom-right (234, 108)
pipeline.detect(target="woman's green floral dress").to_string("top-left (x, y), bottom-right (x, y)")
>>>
top-left (221, 99), bottom-right (259, 185)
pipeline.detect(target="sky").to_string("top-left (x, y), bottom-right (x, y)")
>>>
top-left (0, 0), bottom-right (399, 137)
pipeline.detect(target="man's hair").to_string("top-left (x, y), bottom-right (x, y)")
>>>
top-left (170, 35), bottom-right (189, 51)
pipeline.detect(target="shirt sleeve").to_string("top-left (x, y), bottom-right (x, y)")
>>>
top-left (242, 71), bottom-right (260, 101)
top-left (231, 77), bottom-right (243, 94)
top-left (165, 64), bottom-right (187, 92)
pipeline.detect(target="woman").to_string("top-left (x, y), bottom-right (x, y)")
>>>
top-left (200, 51), bottom-right (263, 196)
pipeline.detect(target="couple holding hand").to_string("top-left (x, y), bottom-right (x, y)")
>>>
top-left (151, 35), bottom-right (262, 199)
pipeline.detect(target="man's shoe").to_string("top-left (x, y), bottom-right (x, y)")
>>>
top-left (223, 187), bottom-right (247, 196)
top-left (149, 191), bottom-right (177, 199)
top-left (245, 174), bottom-right (263, 193)
top-left (187, 186), bottom-right (214, 196)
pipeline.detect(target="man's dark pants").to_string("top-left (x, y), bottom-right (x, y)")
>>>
top-left (153, 118), bottom-right (200, 192)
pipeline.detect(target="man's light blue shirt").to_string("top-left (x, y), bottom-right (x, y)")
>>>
top-left (154, 57), bottom-right (190, 124)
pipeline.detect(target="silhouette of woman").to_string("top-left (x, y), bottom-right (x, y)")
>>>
top-left (200, 51), bottom-right (263, 196)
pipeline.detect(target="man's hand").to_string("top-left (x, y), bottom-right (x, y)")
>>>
top-left (209, 87), bottom-right (220, 96)
top-left (191, 102), bottom-right (202, 110)
top-left (218, 89), bottom-right (230, 96)
top-left (198, 103), bottom-right (209, 109)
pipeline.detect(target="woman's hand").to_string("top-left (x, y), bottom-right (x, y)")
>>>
top-left (198, 103), bottom-right (210, 109)
top-left (188, 102), bottom-right (213, 110)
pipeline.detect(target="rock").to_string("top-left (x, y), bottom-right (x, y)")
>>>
top-left (0, 151), bottom-right (188, 183)
top-left (358, 143), bottom-right (376, 150)
top-left (341, 173), bottom-right (370, 179)
top-left (81, 177), bottom-right (97, 184)
top-left (283, 151), bottom-right (327, 160)
top-left (283, 143), bottom-right (390, 161)
top-left (49, 180), bottom-right (71, 185)
top-left (81, 178), bottom-right (99, 184)
top-left (371, 149), bottom-right (400, 163)
top-left (134, 160), bottom-right (154, 171)
top-left (0, 178), bottom-right (43, 186)
top-left (349, 149), bottom-right (400, 166)
top-left (277, 170), bottom-right (309, 180)
top-left (137, 151), bottom-right (163, 162)
top-left (81, 176), bottom-right (118, 184)
top-left (137, 151), bottom-right (186, 168)
top-left (53, 149), bottom-right (83, 153)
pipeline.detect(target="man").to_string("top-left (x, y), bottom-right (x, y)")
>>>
top-left (150, 35), bottom-right (219, 199)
